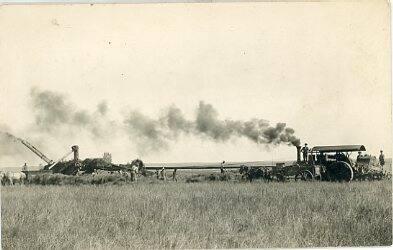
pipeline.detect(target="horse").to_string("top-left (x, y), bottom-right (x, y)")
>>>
top-left (4, 172), bottom-right (27, 185)
top-left (247, 168), bottom-right (265, 182)
top-left (92, 169), bottom-right (112, 176)
top-left (239, 166), bottom-right (271, 182)
top-left (239, 165), bottom-right (249, 179)
top-left (0, 171), bottom-right (6, 185)
top-left (119, 170), bottom-right (132, 181)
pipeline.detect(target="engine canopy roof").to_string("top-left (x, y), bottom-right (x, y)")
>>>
top-left (312, 145), bottom-right (366, 153)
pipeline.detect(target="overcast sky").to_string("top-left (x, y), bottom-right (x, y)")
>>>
top-left (0, 1), bottom-right (391, 167)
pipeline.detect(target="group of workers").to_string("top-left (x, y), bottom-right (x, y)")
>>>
top-left (357, 150), bottom-right (385, 170)
top-left (155, 167), bottom-right (178, 181)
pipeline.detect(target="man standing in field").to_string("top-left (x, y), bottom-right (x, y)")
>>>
top-left (22, 163), bottom-right (28, 171)
top-left (220, 161), bottom-right (226, 174)
top-left (130, 165), bottom-right (138, 182)
top-left (379, 150), bottom-right (385, 171)
top-left (160, 166), bottom-right (166, 181)
top-left (172, 168), bottom-right (178, 182)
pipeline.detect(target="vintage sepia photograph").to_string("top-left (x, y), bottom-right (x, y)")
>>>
top-left (0, 1), bottom-right (392, 249)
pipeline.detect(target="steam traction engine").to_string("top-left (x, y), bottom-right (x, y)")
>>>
top-left (290, 145), bottom-right (385, 182)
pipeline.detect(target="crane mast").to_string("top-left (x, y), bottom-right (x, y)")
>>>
top-left (19, 139), bottom-right (54, 165)
top-left (4, 132), bottom-right (54, 165)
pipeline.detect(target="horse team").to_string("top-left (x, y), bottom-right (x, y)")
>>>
top-left (1, 171), bottom-right (27, 185)
top-left (239, 165), bottom-right (274, 182)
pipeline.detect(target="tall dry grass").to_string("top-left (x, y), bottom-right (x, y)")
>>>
top-left (1, 181), bottom-right (392, 249)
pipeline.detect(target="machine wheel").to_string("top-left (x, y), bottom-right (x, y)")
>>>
top-left (275, 173), bottom-right (286, 182)
top-left (327, 161), bottom-right (353, 182)
top-left (294, 173), bottom-right (302, 181)
top-left (295, 170), bottom-right (313, 181)
top-left (303, 170), bottom-right (314, 181)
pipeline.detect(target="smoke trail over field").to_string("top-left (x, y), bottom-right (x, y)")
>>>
top-left (30, 87), bottom-right (72, 131)
top-left (193, 102), bottom-right (300, 146)
top-left (124, 111), bottom-right (169, 152)
top-left (30, 88), bottom-right (116, 139)
top-left (124, 101), bottom-right (300, 152)
top-left (1, 88), bottom-right (300, 159)
top-left (160, 105), bottom-right (193, 136)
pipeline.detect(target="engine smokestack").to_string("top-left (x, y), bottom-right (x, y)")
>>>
top-left (71, 145), bottom-right (79, 162)
top-left (296, 145), bottom-right (301, 163)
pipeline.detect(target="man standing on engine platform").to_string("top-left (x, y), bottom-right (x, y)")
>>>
top-left (301, 143), bottom-right (309, 162)
top-left (379, 150), bottom-right (385, 171)
top-left (357, 151), bottom-right (362, 162)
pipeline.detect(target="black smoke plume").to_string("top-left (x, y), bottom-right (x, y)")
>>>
top-left (2, 88), bottom-right (300, 159)
top-left (30, 87), bottom-right (115, 139)
top-left (124, 101), bottom-right (300, 151)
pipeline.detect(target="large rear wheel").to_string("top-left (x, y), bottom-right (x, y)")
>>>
top-left (327, 161), bottom-right (353, 182)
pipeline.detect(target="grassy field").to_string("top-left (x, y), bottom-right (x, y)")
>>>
top-left (1, 180), bottom-right (391, 249)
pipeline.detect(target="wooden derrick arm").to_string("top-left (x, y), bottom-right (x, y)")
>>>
top-left (4, 132), bottom-right (54, 164)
